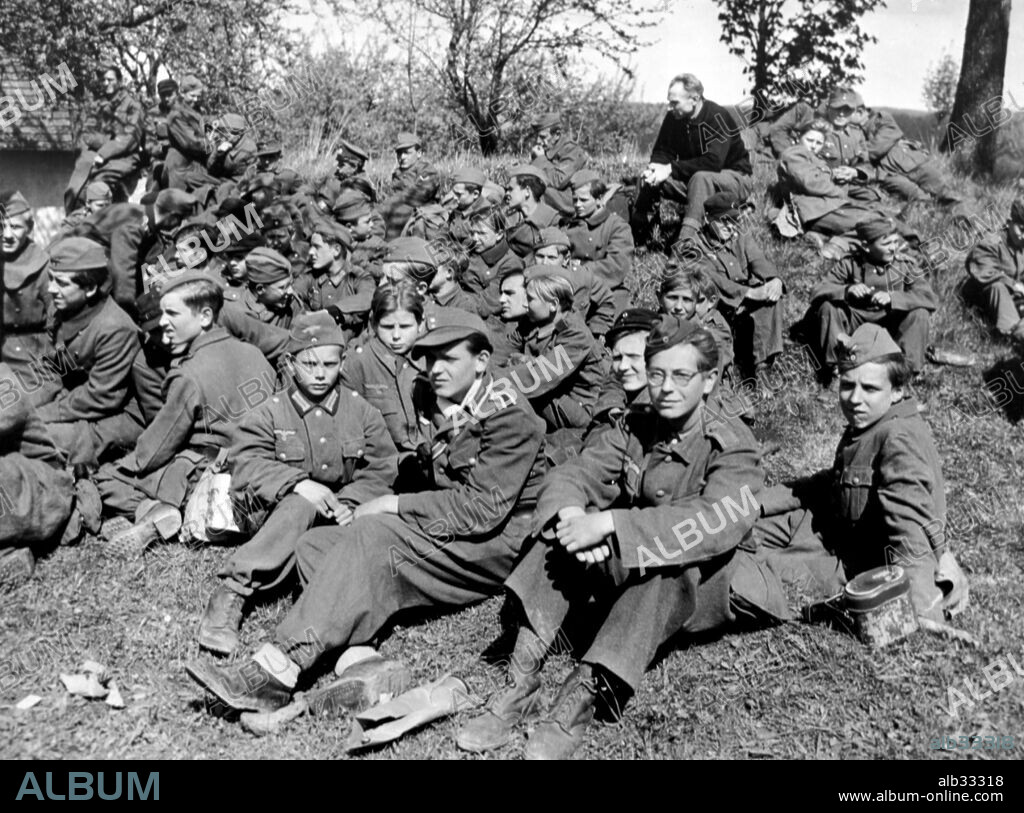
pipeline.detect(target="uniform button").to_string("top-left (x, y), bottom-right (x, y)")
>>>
top-left (656, 489), bottom-right (666, 497)
top-left (319, 437), bottom-right (326, 443)
top-left (357, 449), bottom-right (364, 456)
top-left (852, 476), bottom-right (860, 484)
top-left (14, 346), bottom-right (21, 352)
top-left (279, 453), bottom-right (286, 459)
top-left (315, 409), bottom-right (322, 417)
top-left (321, 464), bottom-right (328, 470)
top-left (468, 456), bottom-right (476, 465)
top-left (272, 396), bottom-right (279, 403)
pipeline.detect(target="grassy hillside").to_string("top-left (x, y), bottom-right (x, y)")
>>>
top-left (2, 149), bottom-right (1023, 761)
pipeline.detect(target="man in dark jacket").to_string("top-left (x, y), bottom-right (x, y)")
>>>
top-left (633, 74), bottom-right (753, 247)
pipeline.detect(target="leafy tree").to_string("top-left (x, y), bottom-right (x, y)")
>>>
top-left (922, 52), bottom-right (960, 121)
top-left (710, 0), bottom-right (887, 110)
top-left (1, 0), bottom-right (302, 115)
top-left (335, 0), bottom-right (668, 154)
top-left (941, 0), bottom-right (1012, 176)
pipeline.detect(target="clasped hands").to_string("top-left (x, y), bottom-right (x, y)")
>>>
top-left (552, 506), bottom-right (616, 566)
top-left (847, 283), bottom-right (891, 308)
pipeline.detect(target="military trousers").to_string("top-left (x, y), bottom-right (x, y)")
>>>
top-left (273, 511), bottom-right (531, 668)
top-left (47, 414), bottom-right (144, 469)
top-left (721, 299), bottom-right (784, 367)
top-left (219, 493), bottom-right (321, 597)
top-left (65, 152), bottom-right (140, 211)
top-left (804, 202), bottom-right (881, 237)
top-left (815, 301), bottom-right (931, 371)
top-left (961, 276), bottom-right (1023, 334)
top-left (505, 538), bottom-right (699, 692)
top-left (0, 454), bottom-right (74, 552)
top-left (94, 448), bottom-right (207, 520)
top-left (878, 146), bottom-right (957, 203)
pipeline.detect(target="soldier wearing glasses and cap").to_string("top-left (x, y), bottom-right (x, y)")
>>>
top-left (197, 311), bottom-right (397, 656)
top-left (186, 309), bottom-right (549, 720)
top-left (755, 323), bottom-right (968, 622)
top-left (381, 132), bottom-right (442, 238)
top-left (455, 314), bottom-right (785, 759)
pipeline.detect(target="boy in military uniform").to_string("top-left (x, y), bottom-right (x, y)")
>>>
top-left (164, 75), bottom-right (207, 190)
top-left (444, 167), bottom-right (491, 245)
top-left (506, 165), bottom-right (561, 259)
top-left (381, 132), bottom-right (441, 238)
top-left (198, 312), bottom-right (398, 655)
top-left (94, 273), bottom-right (274, 555)
top-left (529, 113), bottom-right (587, 218)
top-left (587, 308), bottom-right (660, 431)
top-left (332, 191), bottom-right (388, 278)
top-left (677, 192), bottom-right (784, 379)
top-left (961, 198), bottom-right (1024, 342)
top-left (38, 238), bottom-right (141, 467)
top-left (565, 170), bottom-right (634, 315)
top-left (463, 209), bottom-right (525, 318)
top-left (55, 182), bottom-right (113, 243)
top-left (658, 262), bottom-right (735, 377)
top-left (809, 219), bottom-right (936, 379)
top-left (294, 220), bottom-right (374, 333)
top-left (533, 227), bottom-right (616, 338)
top-left (220, 246), bottom-right (301, 329)
top-left (1, 191), bottom-right (62, 407)
top-left (755, 324), bottom-right (967, 620)
top-left (186, 310), bottom-right (548, 716)
top-left (456, 315), bottom-right (784, 758)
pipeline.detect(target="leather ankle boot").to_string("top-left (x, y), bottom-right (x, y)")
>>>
top-left (198, 585), bottom-right (246, 656)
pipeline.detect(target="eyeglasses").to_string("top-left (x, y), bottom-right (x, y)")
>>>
top-left (647, 369), bottom-right (701, 387)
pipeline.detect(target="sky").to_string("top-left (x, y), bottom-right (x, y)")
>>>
top-left (291, 0), bottom-right (1024, 110)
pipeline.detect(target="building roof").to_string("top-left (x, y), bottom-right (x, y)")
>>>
top-left (0, 58), bottom-right (83, 152)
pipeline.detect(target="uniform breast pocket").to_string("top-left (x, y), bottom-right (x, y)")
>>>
top-left (340, 438), bottom-right (367, 481)
top-left (622, 458), bottom-right (643, 499)
top-left (445, 437), bottom-right (481, 479)
top-left (274, 436), bottom-right (307, 463)
top-left (837, 465), bottom-right (873, 521)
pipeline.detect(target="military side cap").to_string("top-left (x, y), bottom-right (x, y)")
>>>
top-left (606, 307), bottom-right (659, 349)
top-left (180, 75), bottom-right (204, 93)
top-left (532, 113), bottom-right (561, 131)
top-left (135, 289), bottom-right (163, 332)
top-left (1009, 197), bottom-right (1024, 225)
top-left (332, 191), bottom-right (372, 223)
top-left (835, 324), bottom-right (903, 371)
top-left (287, 311), bottom-right (346, 353)
top-left (337, 139), bottom-right (369, 163)
top-left (704, 192), bottom-right (742, 222)
top-left (1, 190), bottom-right (31, 217)
top-left (154, 188), bottom-right (198, 216)
top-left (49, 237), bottom-right (107, 272)
top-left (644, 314), bottom-right (703, 361)
top-left (85, 181), bottom-right (113, 202)
top-left (245, 247), bottom-right (293, 283)
top-left (257, 140), bottom-right (282, 157)
top-left (412, 308), bottom-right (491, 359)
top-left (394, 131), bottom-right (422, 151)
top-left (452, 167), bottom-right (487, 188)
top-left (509, 164), bottom-right (548, 185)
top-left (570, 169), bottom-right (601, 190)
top-left (310, 217), bottom-right (353, 250)
top-left (157, 78), bottom-right (178, 94)
top-left (856, 218), bottom-right (897, 243)
top-left (536, 227), bottom-right (571, 250)
top-left (386, 236), bottom-right (438, 269)
top-left (158, 270), bottom-right (224, 298)
top-left (828, 89), bottom-right (864, 109)
top-left (262, 204), bottom-right (293, 231)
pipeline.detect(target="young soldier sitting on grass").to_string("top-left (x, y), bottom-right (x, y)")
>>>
top-left (505, 165), bottom-right (560, 260)
top-left (808, 218), bottom-right (937, 390)
top-left (677, 192), bottom-right (785, 382)
top-left (657, 262), bottom-right (734, 378)
top-left (198, 312), bottom-right (398, 656)
top-left (427, 239), bottom-right (488, 315)
top-left (463, 208), bottom-right (525, 319)
top-left (504, 269), bottom-right (608, 435)
top-left (332, 191), bottom-right (388, 282)
top-left (443, 167), bottom-right (491, 246)
top-left (961, 197), bottom-right (1024, 344)
top-left (186, 310), bottom-right (549, 718)
top-left (37, 238), bottom-right (141, 468)
top-left (533, 227), bottom-right (617, 339)
top-left (755, 324), bottom-right (968, 621)
top-left (93, 272), bottom-right (274, 556)
top-left (220, 246), bottom-right (300, 329)
top-left (455, 315), bottom-right (787, 759)
top-left (586, 308), bottom-right (660, 433)
top-left (295, 219), bottom-right (374, 341)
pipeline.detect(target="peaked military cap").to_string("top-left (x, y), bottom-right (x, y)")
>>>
top-left (257, 140), bottom-right (282, 157)
top-left (337, 139), bottom-right (369, 163)
top-left (412, 308), bottom-right (492, 358)
top-left (704, 192), bottom-right (742, 222)
top-left (644, 314), bottom-right (703, 361)
top-left (157, 78), bottom-right (178, 94)
top-left (135, 288), bottom-right (163, 332)
top-left (245, 247), bottom-right (293, 284)
top-left (49, 237), bottom-right (108, 272)
top-left (531, 113), bottom-right (561, 131)
top-left (828, 89), bottom-right (864, 109)
top-left (394, 131), bottom-right (422, 151)
top-left (606, 308), bottom-right (660, 349)
top-left (835, 323), bottom-right (903, 371)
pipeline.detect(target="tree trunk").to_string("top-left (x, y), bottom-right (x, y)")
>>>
top-left (942, 0), bottom-right (1011, 176)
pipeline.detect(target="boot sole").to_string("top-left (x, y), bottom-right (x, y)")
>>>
top-left (308, 661), bottom-right (412, 716)
top-left (185, 661), bottom-right (288, 713)
top-left (197, 628), bottom-right (240, 657)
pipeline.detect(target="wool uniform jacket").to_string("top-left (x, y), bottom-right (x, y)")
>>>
top-left (777, 144), bottom-right (854, 225)
top-left (532, 399), bottom-right (765, 633)
top-left (649, 99), bottom-right (752, 182)
top-left (396, 374), bottom-right (548, 538)
top-left (759, 397), bottom-right (945, 609)
top-left (565, 208), bottom-right (634, 308)
top-left (1, 242), bottom-right (61, 403)
top-left (36, 296), bottom-right (140, 423)
top-left (143, 102), bottom-right (173, 163)
top-left (220, 287), bottom-right (304, 330)
top-left (205, 134), bottom-right (258, 183)
top-left (965, 229), bottom-right (1024, 287)
top-left (531, 135), bottom-right (587, 214)
top-left (692, 230), bottom-right (781, 309)
top-left (462, 239), bottom-right (525, 318)
top-left (340, 336), bottom-right (426, 456)
top-left (293, 261), bottom-right (376, 313)
top-left (810, 253), bottom-right (938, 313)
top-left (81, 89), bottom-right (144, 167)
top-left (506, 202), bottom-right (563, 259)
top-left (230, 384), bottom-right (397, 507)
top-left (118, 327), bottom-right (274, 476)
top-left (390, 158), bottom-right (441, 208)
top-left (166, 104), bottom-right (208, 163)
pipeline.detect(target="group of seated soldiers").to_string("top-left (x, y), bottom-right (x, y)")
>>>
top-left (0, 67), bottom-right (1009, 759)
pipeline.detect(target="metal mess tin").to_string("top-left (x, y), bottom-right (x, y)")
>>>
top-left (844, 565), bottom-right (919, 647)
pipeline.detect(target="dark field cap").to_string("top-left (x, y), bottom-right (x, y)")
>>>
top-left (835, 323), bottom-right (903, 371)
top-left (606, 307), bottom-right (659, 349)
top-left (411, 308), bottom-right (491, 359)
top-left (644, 314), bottom-right (702, 361)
